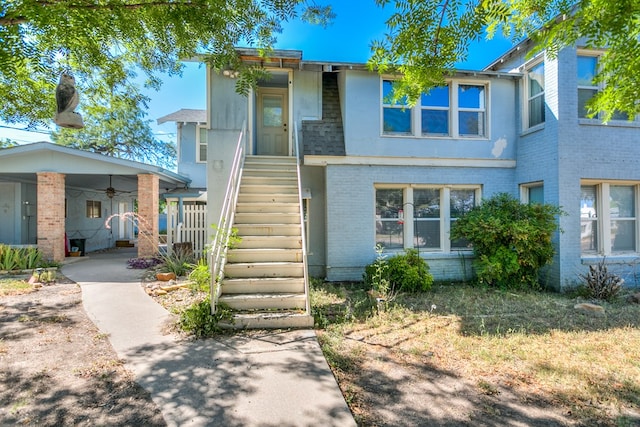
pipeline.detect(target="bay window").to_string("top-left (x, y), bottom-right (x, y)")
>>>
top-left (375, 185), bottom-right (480, 252)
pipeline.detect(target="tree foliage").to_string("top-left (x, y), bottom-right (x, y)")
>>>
top-left (370, 0), bottom-right (640, 121)
top-left (450, 193), bottom-right (564, 290)
top-left (0, 0), bottom-right (332, 125)
top-left (51, 85), bottom-right (175, 168)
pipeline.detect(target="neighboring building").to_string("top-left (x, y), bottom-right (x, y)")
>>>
top-left (157, 109), bottom-right (209, 257)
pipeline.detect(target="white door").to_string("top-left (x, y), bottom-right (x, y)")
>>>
top-left (118, 202), bottom-right (130, 239)
top-left (256, 88), bottom-right (288, 155)
top-left (0, 183), bottom-right (17, 244)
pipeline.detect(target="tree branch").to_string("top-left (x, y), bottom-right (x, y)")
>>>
top-left (432, 0), bottom-right (451, 56)
top-left (0, 0), bottom-right (204, 26)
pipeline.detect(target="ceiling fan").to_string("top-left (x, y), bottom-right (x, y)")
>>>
top-left (98, 175), bottom-right (133, 198)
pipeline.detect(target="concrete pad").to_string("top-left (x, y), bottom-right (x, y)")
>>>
top-left (62, 249), bottom-right (356, 427)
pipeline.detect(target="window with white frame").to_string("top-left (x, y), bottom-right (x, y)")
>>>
top-left (457, 84), bottom-right (486, 137)
top-left (580, 182), bottom-right (638, 255)
top-left (382, 80), bottom-right (412, 134)
top-left (525, 61), bottom-right (545, 128)
top-left (197, 126), bottom-right (207, 163)
top-left (521, 182), bottom-right (544, 205)
top-left (421, 85), bottom-right (450, 136)
top-left (381, 79), bottom-right (488, 138)
top-left (375, 185), bottom-right (480, 252)
top-left (577, 53), bottom-right (629, 121)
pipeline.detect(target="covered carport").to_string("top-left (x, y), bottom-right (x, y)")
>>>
top-left (0, 142), bottom-right (190, 262)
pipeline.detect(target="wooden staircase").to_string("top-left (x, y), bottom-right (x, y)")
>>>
top-left (218, 156), bottom-right (314, 328)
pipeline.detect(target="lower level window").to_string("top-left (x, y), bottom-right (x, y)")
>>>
top-left (581, 182), bottom-right (638, 255)
top-left (86, 200), bottom-right (102, 218)
top-left (375, 185), bottom-right (480, 252)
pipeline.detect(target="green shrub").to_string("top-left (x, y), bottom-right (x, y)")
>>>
top-left (188, 258), bottom-right (210, 292)
top-left (451, 193), bottom-right (564, 290)
top-left (364, 248), bottom-right (433, 294)
top-left (158, 248), bottom-right (195, 277)
top-left (179, 298), bottom-right (232, 338)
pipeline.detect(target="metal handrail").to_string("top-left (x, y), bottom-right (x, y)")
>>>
top-left (293, 121), bottom-right (312, 315)
top-left (210, 121), bottom-right (246, 313)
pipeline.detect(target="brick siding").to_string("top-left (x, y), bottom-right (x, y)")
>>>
top-left (36, 172), bottom-right (66, 262)
top-left (137, 174), bottom-right (159, 258)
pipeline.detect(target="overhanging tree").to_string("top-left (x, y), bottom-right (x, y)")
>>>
top-left (369, 0), bottom-right (640, 121)
top-left (1, 0), bottom-right (638, 125)
top-left (0, 0), bottom-right (333, 126)
top-left (51, 84), bottom-right (176, 168)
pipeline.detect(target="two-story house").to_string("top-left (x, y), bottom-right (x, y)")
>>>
top-left (170, 44), bottom-right (639, 327)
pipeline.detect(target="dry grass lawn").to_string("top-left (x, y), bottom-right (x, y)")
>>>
top-left (312, 282), bottom-right (640, 426)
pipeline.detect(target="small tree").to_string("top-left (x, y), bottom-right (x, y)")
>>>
top-left (451, 193), bottom-right (563, 290)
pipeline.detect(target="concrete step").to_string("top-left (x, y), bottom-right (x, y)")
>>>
top-left (224, 261), bottom-right (304, 278)
top-left (218, 293), bottom-right (307, 310)
top-left (219, 312), bottom-right (314, 329)
top-left (221, 277), bottom-right (306, 294)
top-left (226, 248), bottom-right (303, 263)
top-left (241, 176), bottom-right (298, 186)
top-left (236, 235), bottom-right (302, 249)
top-left (244, 156), bottom-right (296, 165)
top-left (240, 184), bottom-right (298, 194)
top-left (235, 202), bottom-right (300, 214)
top-left (234, 212), bottom-right (301, 224)
top-left (235, 224), bottom-right (301, 237)
top-left (237, 193), bottom-right (299, 204)
top-left (243, 168), bottom-right (297, 177)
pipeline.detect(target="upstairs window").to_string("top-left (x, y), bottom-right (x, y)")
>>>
top-left (197, 126), bottom-right (208, 163)
top-left (381, 79), bottom-right (488, 139)
top-left (525, 61), bottom-right (545, 128)
top-left (382, 80), bottom-right (412, 134)
top-left (458, 84), bottom-right (486, 137)
top-left (421, 85), bottom-right (450, 136)
top-left (577, 54), bottom-right (628, 121)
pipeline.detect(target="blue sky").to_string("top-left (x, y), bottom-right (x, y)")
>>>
top-left (1, 1), bottom-right (513, 146)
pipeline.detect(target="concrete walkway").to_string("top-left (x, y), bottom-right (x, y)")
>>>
top-left (62, 248), bottom-right (356, 427)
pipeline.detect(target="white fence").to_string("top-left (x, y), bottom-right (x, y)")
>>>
top-left (166, 203), bottom-right (208, 259)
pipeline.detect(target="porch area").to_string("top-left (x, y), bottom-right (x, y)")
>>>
top-left (0, 143), bottom-right (190, 262)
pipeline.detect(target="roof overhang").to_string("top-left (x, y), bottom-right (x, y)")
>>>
top-left (0, 142), bottom-right (190, 194)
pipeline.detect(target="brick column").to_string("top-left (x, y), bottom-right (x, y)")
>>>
top-left (37, 172), bottom-right (66, 262)
top-left (137, 174), bottom-right (159, 258)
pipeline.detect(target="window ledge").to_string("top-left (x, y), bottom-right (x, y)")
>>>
top-left (383, 250), bottom-right (474, 259)
top-left (520, 123), bottom-right (545, 136)
top-left (581, 255), bottom-right (640, 265)
top-left (579, 119), bottom-right (640, 128)
top-left (380, 134), bottom-right (490, 141)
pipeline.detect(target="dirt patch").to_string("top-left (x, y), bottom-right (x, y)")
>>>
top-left (0, 275), bottom-right (165, 426)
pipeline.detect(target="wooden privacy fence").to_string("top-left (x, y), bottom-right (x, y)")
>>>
top-left (166, 203), bottom-right (208, 259)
